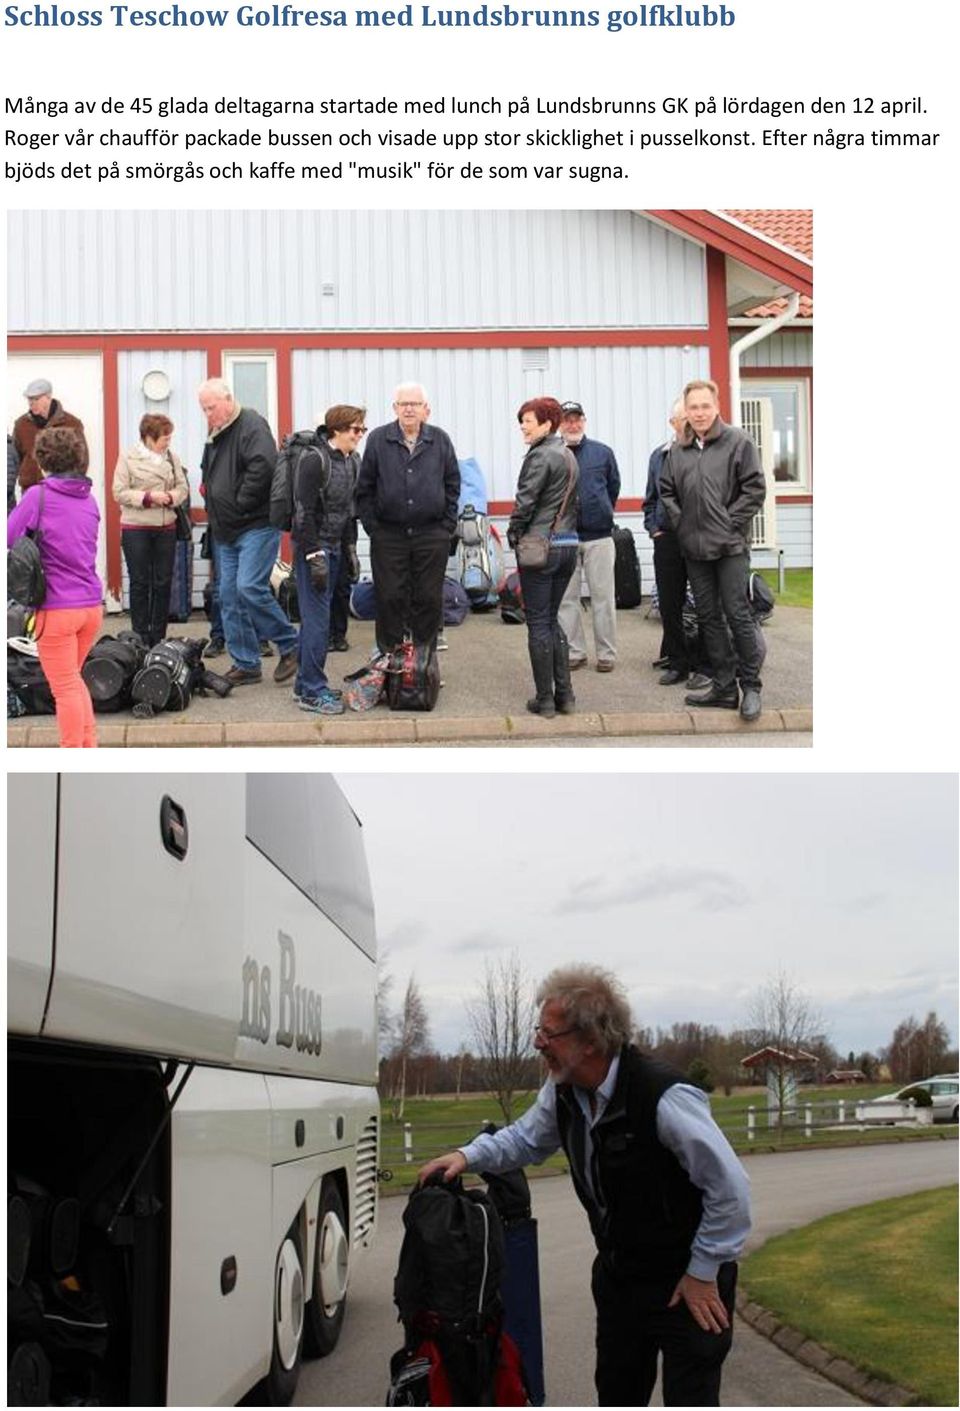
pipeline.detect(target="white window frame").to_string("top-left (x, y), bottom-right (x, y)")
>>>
top-left (744, 376), bottom-right (811, 497)
top-left (222, 351), bottom-right (278, 438)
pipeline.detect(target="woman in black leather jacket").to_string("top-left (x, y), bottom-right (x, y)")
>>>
top-left (507, 397), bottom-right (579, 717)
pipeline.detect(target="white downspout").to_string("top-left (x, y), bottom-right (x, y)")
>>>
top-left (729, 290), bottom-right (802, 427)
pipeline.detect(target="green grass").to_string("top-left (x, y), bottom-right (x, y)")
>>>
top-left (742, 1186), bottom-right (959, 1406)
top-left (756, 566), bottom-right (812, 608)
top-left (378, 1087), bottom-right (956, 1191)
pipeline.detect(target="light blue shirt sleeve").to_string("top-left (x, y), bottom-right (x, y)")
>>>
top-left (458, 1081), bottom-right (562, 1173)
top-left (656, 1084), bottom-right (752, 1281)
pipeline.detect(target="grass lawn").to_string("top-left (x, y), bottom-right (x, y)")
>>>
top-left (742, 1186), bottom-right (959, 1406)
top-left (757, 566), bottom-right (812, 608)
top-left (378, 1088), bottom-right (956, 1189)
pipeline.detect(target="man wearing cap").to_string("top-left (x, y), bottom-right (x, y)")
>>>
top-left (556, 401), bottom-right (621, 673)
top-left (13, 380), bottom-right (87, 492)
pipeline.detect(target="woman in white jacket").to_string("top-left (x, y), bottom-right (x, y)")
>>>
top-left (113, 413), bottom-right (189, 645)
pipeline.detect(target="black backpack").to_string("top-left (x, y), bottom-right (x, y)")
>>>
top-left (131, 638), bottom-right (205, 713)
top-left (269, 431), bottom-right (329, 532)
top-left (393, 1177), bottom-right (506, 1405)
top-left (748, 571), bottom-right (775, 623)
top-left (81, 633), bottom-right (145, 713)
top-left (7, 647), bottom-right (55, 716)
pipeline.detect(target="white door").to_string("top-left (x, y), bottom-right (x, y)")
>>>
top-left (740, 395), bottom-right (778, 550)
top-left (8, 353), bottom-right (108, 596)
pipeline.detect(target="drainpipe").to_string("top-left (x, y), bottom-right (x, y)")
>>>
top-left (729, 290), bottom-right (801, 427)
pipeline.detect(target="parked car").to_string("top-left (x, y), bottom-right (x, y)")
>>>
top-left (863, 1074), bottom-right (959, 1123)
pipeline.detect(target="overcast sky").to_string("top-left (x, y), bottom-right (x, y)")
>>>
top-left (337, 773), bottom-right (958, 1060)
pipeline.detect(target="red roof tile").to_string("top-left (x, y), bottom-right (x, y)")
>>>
top-left (721, 210), bottom-right (813, 318)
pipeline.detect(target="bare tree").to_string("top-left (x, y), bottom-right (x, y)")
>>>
top-left (465, 952), bottom-right (536, 1123)
top-left (886, 1011), bottom-right (950, 1082)
top-left (389, 975), bottom-right (431, 1120)
top-left (745, 971), bottom-right (825, 1125)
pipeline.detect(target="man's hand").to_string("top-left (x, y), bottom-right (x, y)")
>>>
top-left (416, 1150), bottom-right (467, 1187)
top-left (668, 1274), bottom-right (730, 1334)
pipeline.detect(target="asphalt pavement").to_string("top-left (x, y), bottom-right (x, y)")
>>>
top-left (295, 1141), bottom-right (956, 1407)
top-left (8, 601), bottom-right (812, 747)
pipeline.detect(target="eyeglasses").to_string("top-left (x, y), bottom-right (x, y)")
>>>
top-left (533, 1024), bottom-right (579, 1043)
top-left (396, 401), bottom-right (424, 409)
top-left (348, 425), bottom-right (367, 434)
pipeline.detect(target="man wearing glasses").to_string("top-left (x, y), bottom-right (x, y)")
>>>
top-left (418, 964), bottom-right (750, 1407)
top-left (355, 382), bottom-right (460, 656)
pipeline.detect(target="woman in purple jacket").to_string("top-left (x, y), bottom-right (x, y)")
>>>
top-left (7, 426), bottom-right (103, 747)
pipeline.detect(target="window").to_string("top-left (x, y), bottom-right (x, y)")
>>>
top-left (222, 352), bottom-right (277, 437)
top-left (742, 378), bottom-right (811, 494)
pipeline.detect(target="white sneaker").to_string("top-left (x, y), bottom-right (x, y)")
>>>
top-left (437, 631), bottom-right (448, 651)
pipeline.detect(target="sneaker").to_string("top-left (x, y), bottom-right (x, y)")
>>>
top-left (596, 660), bottom-right (615, 673)
top-left (203, 638), bottom-right (225, 659)
top-left (224, 665), bottom-right (263, 686)
top-left (436, 632), bottom-right (448, 651)
top-left (299, 688), bottom-right (345, 716)
top-left (274, 650), bottom-right (299, 684)
top-left (330, 636), bottom-right (350, 652)
top-left (687, 671), bottom-right (713, 692)
top-left (569, 657), bottom-right (587, 671)
top-left (259, 640), bottom-right (274, 657)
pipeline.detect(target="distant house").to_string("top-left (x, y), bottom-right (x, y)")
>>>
top-left (741, 1046), bottom-right (820, 1083)
top-left (7, 208), bottom-right (813, 611)
top-left (825, 1069), bottom-right (867, 1085)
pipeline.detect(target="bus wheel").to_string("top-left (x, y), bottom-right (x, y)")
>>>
top-left (264, 1223), bottom-right (305, 1405)
top-left (304, 1181), bottom-right (348, 1357)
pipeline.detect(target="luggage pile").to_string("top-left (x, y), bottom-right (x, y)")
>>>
top-left (387, 1172), bottom-right (537, 1407)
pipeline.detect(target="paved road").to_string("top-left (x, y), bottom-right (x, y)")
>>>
top-left (296, 1141), bottom-right (957, 1407)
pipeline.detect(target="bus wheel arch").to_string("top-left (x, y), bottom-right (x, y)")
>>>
top-left (304, 1177), bottom-right (348, 1358)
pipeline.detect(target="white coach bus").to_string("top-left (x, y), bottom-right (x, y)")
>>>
top-left (8, 773), bottom-right (379, 1407)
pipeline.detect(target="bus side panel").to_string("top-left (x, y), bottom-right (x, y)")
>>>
top-left (48, 776), bottom-right (247, 1065)
top-left (166, 1068), bottom-right (274, 1408)
top-left (7, 773), bottom-right (59, 1035)
top-left (263, 1074), bottom-right (379, 1286)
top-left (241, 847), bottom-right (377, 1085)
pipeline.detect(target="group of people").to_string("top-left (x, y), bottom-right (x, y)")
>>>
top-left (419, 962), bottom-right (751, 1406)
top-left (8, 369), bottom-right (767, 743)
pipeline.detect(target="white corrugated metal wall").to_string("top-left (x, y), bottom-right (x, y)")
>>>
top-left (7, 210), bottom-right (707, 333)
top-left (293, 343), bottom-right (709, 506)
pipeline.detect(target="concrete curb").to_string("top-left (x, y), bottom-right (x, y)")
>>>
top-left (8, 705), bottom-right (814, 748)
top-left (735, 1290), bottom-right (917, 1407)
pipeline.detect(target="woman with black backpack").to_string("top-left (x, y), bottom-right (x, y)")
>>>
top-left (6, 426), bottom-right (102, 747)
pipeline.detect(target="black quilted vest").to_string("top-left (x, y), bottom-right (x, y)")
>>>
top-left (555, 1046), bottom-right (704, 1283)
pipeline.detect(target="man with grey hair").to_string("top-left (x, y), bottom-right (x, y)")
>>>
top-left (355, 381), bottom-right (460, 654)
top-left (419, 963), bottom-right (750, 1407)
top-left (13, 378), bottom-right (87, 493)
top-left (198, 378), bottom-right (299, 685)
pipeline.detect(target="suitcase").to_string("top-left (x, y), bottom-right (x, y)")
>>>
top-left (167, 537), bottom-right (194, 623)
top-left (612, 524), bottom-right (642, 609)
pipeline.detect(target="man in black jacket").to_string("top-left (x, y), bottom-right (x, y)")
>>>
top-left (419, 964), bottom-right (750, 1407)
top-left (659, 380), bottom-right (766, 721)
top-left (198, 379), bottom-right (299, 686)
top-left (355, 382), bottom-right (460, 654)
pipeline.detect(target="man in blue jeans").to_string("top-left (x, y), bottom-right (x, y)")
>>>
top-left (198, 379), bottom-right (298, 685)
